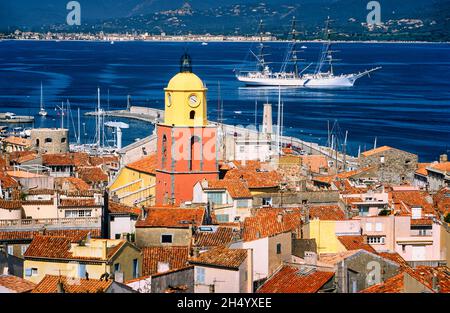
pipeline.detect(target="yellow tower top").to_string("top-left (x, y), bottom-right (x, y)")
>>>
top-left (163, 54), bottom-right (208, 127)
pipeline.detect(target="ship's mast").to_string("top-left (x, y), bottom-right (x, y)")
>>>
top-left (257, 19), bottom-right (267, 73)
top-left (291, 17), bottom-right (299, 77)
top-left (40, 82), bottom-right (44, 110)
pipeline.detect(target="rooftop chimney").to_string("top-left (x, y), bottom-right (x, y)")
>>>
top-left (277, 213), bottom-right (283, 223)
top-left (56, 280), bottom-right (65, 293)
top-left (432, 273), bottom-right (440, 293)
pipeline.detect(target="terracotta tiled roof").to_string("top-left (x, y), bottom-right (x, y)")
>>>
top-left (319, 250), bottom-right (360, 265)
top-left (55, 177), bottom-right (91, 191)
top-left (42, 153), bottom-right (76, 166)
top-left (0, 199), bottom-right (23, 210)
top-left (26, 189), bottom-right (55, 195)
top-left (377, 252), bottom-right (410, 269)
top-left (309, 205), bottom-right (346, 220)
top-left (0, 275), bottom-right (36, 293)
top-left (337, 236), bottom-right (377, 253)
top-left (0, 172), bottom-right (19, 189)
top-left (109, 201), bottom-right (141, 216)
top-left (24, 236), bottom-right (125, 261)
top-left (427, 162), bottom-right (450, 174)
top-left (224, 168), bottom-right (281, 189)
top-left (6, 170), bottom-right (45, 178)
top-left (313, 167), bottom-right (373, 185)
top-left (433, 187), bottom-right (450, 216)
top-left (31, 275), bottom-right (112, 293)
top-left (21, 200), bottom-right (54, 205)
top-left (142, 246), bottom-right (189, 276)
top-left (415, 163), bottom-right (431, 176)
top-left (77, 167), bottom-right (108, 184)
top-left (59, 198), bottom-right (98, 207)
top-left (194, 227), bottom-right (235, 248)
top-left (361, 146), bottom-right (392, 157)
top-left (89, 155), bottom-right (119, 167)
top-left (410, 218), bottom-right (433, 225)
top-left (300, 155), bottom-right (328, 173)
top-left (360, 271), bottom-right (405, 293)
top-left (136, 207), bottom-right (205, 228)
top-left (2, 136), bottom-right (32, 147)
top-left (126, 154), bottom-right (157, 175)
top-left (9, 151), bottom-right (38, 164)
top-left (204, 179), bottom-right (252, 199)
top-left (242, 208), bottom-right (301, 242)
top-left (390, 190), bottom-right (435, 216)
top-left (0, 229), bottom-right (101, 243)
top-left (361, 266), bottom-right (450, 293)
top-left (257, 266), bottom-right (334, 293)
top-left (189, 247), bottom-right (247, 269)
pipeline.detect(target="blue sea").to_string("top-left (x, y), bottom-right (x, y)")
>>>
top-left (0, 40), bottom-right (449, 161)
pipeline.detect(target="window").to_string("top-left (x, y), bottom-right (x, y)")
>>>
top-left (21, 244), bottom-right (29, 256)
top-left (207, 192), bottom-right (223, 205)
top-left (114, 263), bottom-right (121, 273)
top-left (402, 245), bottom-right (406, 253)
top-left (197, 267), bottom-right (205, 284)
top-left (25, 268), bottom-right (32, 277)
top-left (215, 214), bottom-right (229, 223)
top-left (162, 135), bottom-right (167, 169)
top-left (262, 197), bottom-right (272, 206)
top-left (190, 110), bottom-right (195, 120)
top-left (366, 223), bottom-right (373, 231)
top-left (61, 137), bottom-right (66, 143)
top-left (189, 136), bottom-right (200, 171)
top-left (7, 245), bottom-right (13, 255)
top-left (115, 234), bottom-right (121, 239)
top-left (239, 145), bottom-right (245, 153)
top-left (375, 223), bottom-right (382, 232)
top-left (236, 199), bottom-right (249, 208)
top-left (44, 138), bottom-right (52, 143)
top-left (65, 210), bottom-right (92, 218)
top-left (276, 243), bottom-right (282, 254)
top-left (35, 139), bottom-right (40, 147)
top-left (161, 234), bottom-right (173, 244)
top-left (132, 259), bottom-right (139, 278)
top-left (380, 156), bottom-right (385, 163)
top-left (368, 236), bottom-right (385, 244)
top-left (31, 268), bottom-right (38, 276)
top-left (78, 264), bottom-right (86, 278)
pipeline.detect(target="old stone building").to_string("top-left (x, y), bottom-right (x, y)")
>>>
top-left (359, 146), bottom-right (418, 184)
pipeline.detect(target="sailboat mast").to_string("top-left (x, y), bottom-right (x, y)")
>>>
top-left (97, 88), bottom-right (101, 147)
top-left (77, 107), bottom-right (81, 145)
top-left (40, 82), bottom-right (43, 110)
top-left (277, 86), bottom-right (281, 155)
top-left (291, 17), bottom-right (298, 77)
top-left (258, 20), bottom-right (265, 72)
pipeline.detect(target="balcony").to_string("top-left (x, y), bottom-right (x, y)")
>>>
top-left (0, 217), bottom-right (101, 231)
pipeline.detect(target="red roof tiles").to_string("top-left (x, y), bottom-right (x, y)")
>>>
top-left (126, 154), bottom-right (157, 175)
top-left (337, 236), bottom-right (377, 253)
top-left (0, 229), bottom-right (101, 243)
top-left (257, 266), bottom-right (334, 293)
top-left (309, 205), bottom-right (346, 220)
top-left (194, 227), bottom-right (235, 248)
top-left (32, 275), bottom-right (112, 293)
top-left (204, 179), bottom-right (252, 199)
top-left (142, 246), bottom-right (189, 276)
top-left (0, 275), bottom-right (36, 293)
top-left (136, 207), bottom-right (205, 228)
top-left (189, 247), bottom-right (247, 269)
top-left (242, 208), bottom-right (301, 242)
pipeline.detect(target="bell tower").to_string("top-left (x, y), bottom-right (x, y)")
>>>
top-left (155, 54), bottom-right (219, 206)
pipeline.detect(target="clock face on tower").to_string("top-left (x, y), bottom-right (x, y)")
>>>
top-left (188, 94), bottom-right (200, 108)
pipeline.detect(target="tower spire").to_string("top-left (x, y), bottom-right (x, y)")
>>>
top-left (180, 52), bottom-right (192, 73)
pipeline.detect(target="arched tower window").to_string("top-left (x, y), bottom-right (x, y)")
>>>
top-left (36, 139), bottom-right (40, 147)
top-left (162, 135), bottom-right (167, 169)
top-left (189, 136), bottom-right (200, 171)
top-left (189, 110), bottom-right (195, 120)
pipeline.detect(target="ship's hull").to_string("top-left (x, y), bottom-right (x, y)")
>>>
top-left (237, 75), bottom-right (307, 87)
top-left (303, 74), bottom-right (357, 87)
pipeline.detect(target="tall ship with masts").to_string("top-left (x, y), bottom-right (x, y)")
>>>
top-left (235, 18), bottom-right (308, 87)
top-left (302, 17), bottom-right (381, 87)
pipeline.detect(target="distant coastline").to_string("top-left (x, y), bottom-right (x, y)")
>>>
top-left (2, 38), bottom-right (449, 44)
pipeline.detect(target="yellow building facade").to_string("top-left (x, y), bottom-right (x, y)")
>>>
top-left (303, 219), bottom-right (347, 254)
top-left (109, 155), bottom-right (157, 207)
top-left (23, 237), bottom-right (142, 284)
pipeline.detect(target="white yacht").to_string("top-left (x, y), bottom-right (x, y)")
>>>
top-left (235, 18), bottom-right (309, 87)
top-left (38, 82), bottom-right (48, 116)
top-left (303, 18), bottom-right (381, 88)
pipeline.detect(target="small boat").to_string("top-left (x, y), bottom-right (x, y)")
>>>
top-left (301, 45), bottom-right (307, 49)
top-left (38, 82), bottom-right (48, 116)
top-left (110, 41), bottom-right (115, 45)
top-left (201, 42), bottom-right (208, 46)
top-left (234, 111), bottom-right (242, 114)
